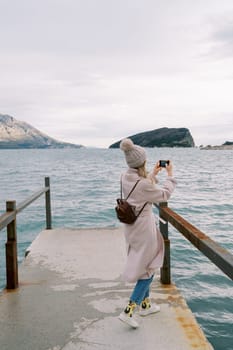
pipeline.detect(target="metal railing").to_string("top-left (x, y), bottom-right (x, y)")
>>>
top-left (1, 180), bottom-right (232, 289)
top-left (157, 202), bottom-right (233, 284)
top-left (0, 177), bottom-right (52, 289)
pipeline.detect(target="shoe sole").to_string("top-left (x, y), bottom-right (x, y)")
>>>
top-left (139, 306), bottom-right (160, 317)
top-left (118, 314), bottom-right (139, 329)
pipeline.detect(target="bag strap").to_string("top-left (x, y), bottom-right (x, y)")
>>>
top-left (136, 201), bottom-right (148, 217)
top-left (120, 177), bottom-right (148, 217)
top-left (120, 177), bottom-right (140, 200)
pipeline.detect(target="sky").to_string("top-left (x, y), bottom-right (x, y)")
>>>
top-left (0, 0), bottom-right (233, 148)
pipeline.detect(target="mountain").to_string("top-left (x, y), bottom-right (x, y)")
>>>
top-left (0, 114), bottom-right (83, 149)
top-left (109, 127), bottom-right (195, 148)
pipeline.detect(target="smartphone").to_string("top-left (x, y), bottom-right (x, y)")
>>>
top-left (159, 160), bottom-right (169, 167)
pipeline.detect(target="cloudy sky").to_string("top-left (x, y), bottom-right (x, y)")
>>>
top-left (1, 0), bottom-right (233, 147)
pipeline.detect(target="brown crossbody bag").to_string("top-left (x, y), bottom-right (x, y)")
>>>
top-left (115, 179), bottom-right (147, 224)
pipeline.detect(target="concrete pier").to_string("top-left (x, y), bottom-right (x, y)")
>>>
top-left (0, 228), bottom-right (213, 350)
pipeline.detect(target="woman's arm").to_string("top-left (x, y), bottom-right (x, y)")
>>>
top-left (144, 161), bottom-right (177, 203)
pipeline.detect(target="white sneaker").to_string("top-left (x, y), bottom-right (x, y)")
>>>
top-left (139, 298), bottom-right (160, 317)
top-left (119, 311), bottom-right (139, 329)
top-left (118, 302), bottom-right (139, 329)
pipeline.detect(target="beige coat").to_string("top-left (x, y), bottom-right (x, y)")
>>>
top-left (121, 168), bottom-right (177, 283)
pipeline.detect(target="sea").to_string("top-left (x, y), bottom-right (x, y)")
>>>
top-left (0, 148), bottom-right (232, 350)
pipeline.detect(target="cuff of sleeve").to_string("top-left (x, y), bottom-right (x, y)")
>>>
top-left (167, 176), bottom-right (177, 184)
top-left (148, 172), bottom-right (159, 183)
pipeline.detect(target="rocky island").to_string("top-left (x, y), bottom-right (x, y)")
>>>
top-left (200, 141), bottom-right (233, 150)
top-left (109, 127), bottom-right (195, 148)
top-left (0, 114), bottom-right (82, 149)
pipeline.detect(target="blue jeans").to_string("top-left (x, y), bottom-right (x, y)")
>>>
top-left (130, 275), bottom-right (154, 305)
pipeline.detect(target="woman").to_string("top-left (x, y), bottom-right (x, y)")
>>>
top-left (118, 138), bottom-right (177, 329)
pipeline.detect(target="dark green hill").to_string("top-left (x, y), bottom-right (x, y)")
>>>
top-left (109, 127), bottom-right (195, 148)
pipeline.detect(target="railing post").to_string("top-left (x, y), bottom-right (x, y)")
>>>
top-left (5, 200), bottom-right (18, 289)
top-left (159, 202), bottom-right (171, 284)
top-left (45, 177), bottom-right (52, 229)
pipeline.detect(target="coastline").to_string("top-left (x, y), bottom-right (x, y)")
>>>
top-left (200, 144), bottom-right (233, 150)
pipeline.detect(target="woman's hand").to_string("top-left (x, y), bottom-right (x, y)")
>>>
top-left (166, 161), bottom-right (173, 177)
top-left (153, 161), bottom-right (162, 176)
top-left (153, 160), bottom-right (173, 177)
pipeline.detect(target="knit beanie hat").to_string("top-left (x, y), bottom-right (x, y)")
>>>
top-left (120, 138), bottom-right (146, 168)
